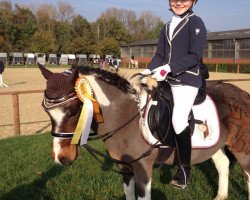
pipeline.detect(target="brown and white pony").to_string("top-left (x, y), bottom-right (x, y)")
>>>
top-left (127, 58), bottom-right (139, 69)
top-left (38, 63), bottom-right (250, 200)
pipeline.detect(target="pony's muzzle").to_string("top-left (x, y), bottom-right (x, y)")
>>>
top-left (59, 157), bottom-right (73, 166)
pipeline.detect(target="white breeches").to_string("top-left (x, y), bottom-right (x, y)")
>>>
top-left (171, 85), bottom-right (198, 134)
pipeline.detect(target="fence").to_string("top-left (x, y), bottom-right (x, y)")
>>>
top-left (120, 60), bottom-right (250, 73)
top-left (0, 89), bottom-right (44, 136)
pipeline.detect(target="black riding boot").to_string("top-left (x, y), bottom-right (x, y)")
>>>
top-left (170, 126), bottom-right (192, 189)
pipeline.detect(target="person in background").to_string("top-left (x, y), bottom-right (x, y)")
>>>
top-left (131, 54), bottom-right (135, 61)
top-left (0, 60), bottom-right (8, 88)
top-left (99, 55), bottom-right (105, 69)
top-left (112, 55), bottom-right (119, 72)
top-left (141, 0), bottom-right (206, 189)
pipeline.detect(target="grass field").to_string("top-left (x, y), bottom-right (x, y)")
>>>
top-left (0, 133), bottom-right (248, 200)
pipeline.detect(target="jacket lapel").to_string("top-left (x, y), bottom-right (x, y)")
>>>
top-left (165, 22), bottom-right (171, 45)
top-left (171, 12), bottom-right (194, 41)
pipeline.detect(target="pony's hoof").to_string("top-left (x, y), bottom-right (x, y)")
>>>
top-left (213, 195), bottom-right (228, 200)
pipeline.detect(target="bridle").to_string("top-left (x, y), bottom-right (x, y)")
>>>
top-left (43, 91), bottom-right (78, 109)
top-left (43, 91), bottom-right (81, 139)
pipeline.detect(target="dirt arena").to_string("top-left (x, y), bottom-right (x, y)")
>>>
top-left (0, 67), bottom-right (249, 139)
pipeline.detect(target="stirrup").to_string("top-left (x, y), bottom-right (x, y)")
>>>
top-left (170, 165), bottom-right (191, 189)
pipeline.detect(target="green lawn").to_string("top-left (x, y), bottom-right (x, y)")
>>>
top-left (0, 133), bottom-right (248, 200)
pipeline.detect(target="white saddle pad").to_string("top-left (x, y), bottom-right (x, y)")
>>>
top-left (141, 95), bottom-right (220, 149)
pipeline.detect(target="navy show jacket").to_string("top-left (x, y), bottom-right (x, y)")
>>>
top-left (148, 11), bottom-right (207, 88)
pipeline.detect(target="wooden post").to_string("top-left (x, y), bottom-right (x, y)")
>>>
top-left (237, 64), bottom-right (240, 74)
top-left (12, 93), bottom-right (20, 136)
top-left (0, 90), bottom-right (44, 137)
top-left (216, 64), bottom-right (218, 73)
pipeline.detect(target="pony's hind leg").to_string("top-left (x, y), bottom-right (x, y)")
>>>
top-left (246, 170), bottom-right (250, 200)
top-left (211, 149), bottom-right (230, 200)
top-left (231, 151), bottom-right (250, 200)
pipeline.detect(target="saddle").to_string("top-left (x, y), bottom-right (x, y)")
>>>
top-left (147, 81), bottom-right (206, 146)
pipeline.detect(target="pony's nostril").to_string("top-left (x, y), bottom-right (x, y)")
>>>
top-left (60, 157), bottom-right (72, 166)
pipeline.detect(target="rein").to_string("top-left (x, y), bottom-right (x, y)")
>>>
top-left (83, 144), bottom-right (156, 175)
top-left (88, 113), bottom-right (139, 141)
top-left (84, 112), bottom-right (162, 175)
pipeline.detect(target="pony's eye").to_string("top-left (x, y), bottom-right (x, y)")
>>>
top-left (67, 109), bottom-right (80, 118)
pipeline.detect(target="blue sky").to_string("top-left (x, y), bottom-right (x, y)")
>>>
top-left (12, 0), bottom-right (250, 32)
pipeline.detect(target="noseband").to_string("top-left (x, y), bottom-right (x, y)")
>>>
top-left (51, 132), bottom-right (74, 138)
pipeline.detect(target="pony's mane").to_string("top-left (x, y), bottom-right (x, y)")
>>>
top-left (76, 66), bottom-right (136, 94)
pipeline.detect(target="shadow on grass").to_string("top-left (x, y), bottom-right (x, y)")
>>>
top-left (156, 164), bottom-right (174, 185)
top-left (115, 188), bottom-right (167, 200)
top-left (195, 160), bottom-right (218, 197)
top-left (100, 150), bottom-right (115, 171)
top-left (195, 155), bottom-right (248, 199)
top-left (0, 165), bottom-right (65, 200)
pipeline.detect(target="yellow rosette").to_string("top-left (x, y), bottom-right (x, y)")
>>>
top-left (71, 76), bottom-right (103, 145)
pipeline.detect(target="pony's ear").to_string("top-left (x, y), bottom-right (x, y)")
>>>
top-left (38, 62), bottom-right (53, 80)
top-left (71, 68), bottom-right (79, 83)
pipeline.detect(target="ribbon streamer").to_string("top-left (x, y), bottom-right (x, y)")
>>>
top-left (71, 76), bottom-right (103, 144)
top-left (71, 97), bottom-right (93, 145)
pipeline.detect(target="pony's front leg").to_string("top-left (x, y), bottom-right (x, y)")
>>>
top-left (137, 179), bottom-right (151, 200)
top-left (211, 149), bottom-right (230, 200)
top-left (123, 173), bottom-right (136, 200)
top-left (133, 163), bottom-right (153, 200)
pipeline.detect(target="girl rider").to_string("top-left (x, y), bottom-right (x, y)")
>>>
top-left (141, 0), bottom-right (206, 189)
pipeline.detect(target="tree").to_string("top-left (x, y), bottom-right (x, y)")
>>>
top-left (97, 8), bottom-right (164, 42)
top-left (99, 7), bottom-right (137, 35)
top-left (35, 4), bottom-right (57, 33)
top-left (11, 5), bottom-right (37, 51)
top-left (99, 37), bottom-right (120, 57)
top-left (96, 17), bottom-right (130, 45)
top-left (132, 10), bottom-right (163, 41)
top-left (30, 30), bottom-right (58, 53)
top-left (55, 0), bottom-right (74, 22)
top-left (71, 15), bottom-right (94, 40)
top-left (65, 36), bottom-right (94, 54)
top-left (144, 20), bottom-right (164, 40)
top-left (55, 21), bottom-right (73, 53)
top-left (0, 1), bottom-right (14, 51)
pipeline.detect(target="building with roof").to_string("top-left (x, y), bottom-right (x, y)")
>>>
top-left (120, 29), bottom-right (250, 64)
top-left (0, 53), bottom-right (7, 65)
